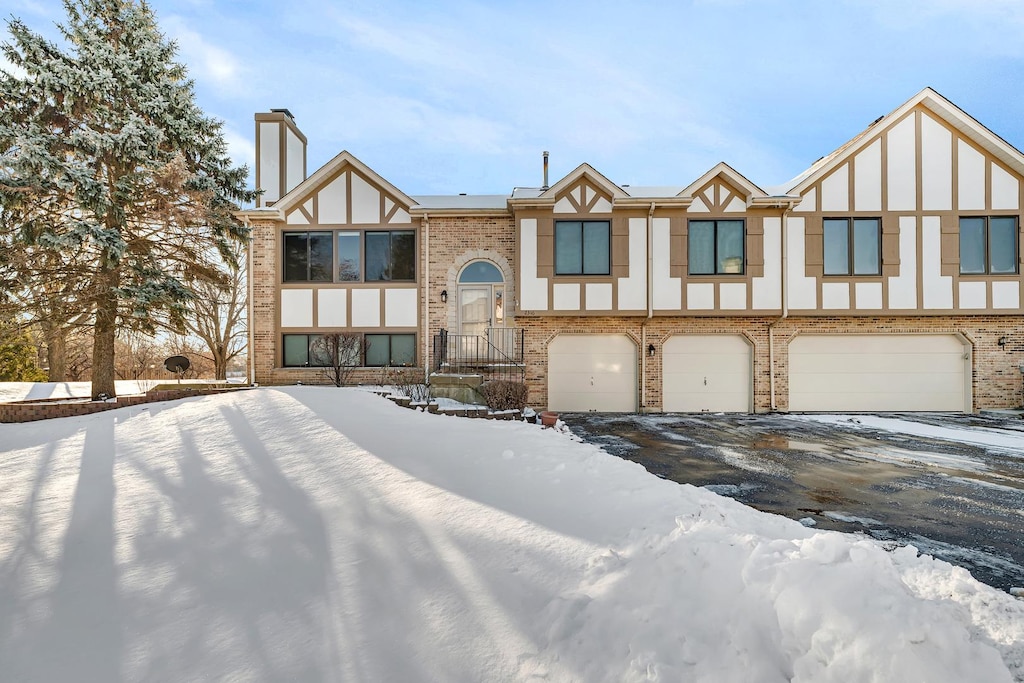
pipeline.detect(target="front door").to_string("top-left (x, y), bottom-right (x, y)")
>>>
top-left (457, 260), bottom-right (507, 358)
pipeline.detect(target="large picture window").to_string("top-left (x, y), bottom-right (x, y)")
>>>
top-left (688, 220), bottom-right (744, 275)
top-left (823, 218), bottom-right (881, 276)
top-left (554, 220), bottom-right (610, 275)
top-left (283, 229), bottom-right (415, 283)
top-left (960, 216), bottom-right (1018, 275)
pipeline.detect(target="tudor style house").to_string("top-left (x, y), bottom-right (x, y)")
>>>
top-left (238, 88), bottom-right (1024, 413)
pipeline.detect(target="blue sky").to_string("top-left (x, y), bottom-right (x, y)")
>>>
top-left (5, 0), bottom-right (1024, 195)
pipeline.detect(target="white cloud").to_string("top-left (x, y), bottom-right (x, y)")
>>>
top-left (161, 15), bottom-right (245, 93)
top-left (221, 125), bottom-right (255, 174)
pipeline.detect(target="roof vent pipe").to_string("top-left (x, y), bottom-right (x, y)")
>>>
top-left (542, 151), bottom-right (549, 190)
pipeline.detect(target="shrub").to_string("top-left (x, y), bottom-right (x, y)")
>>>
top-left (386, 366), bottom-right (430, 402)
top-left (479, 380), bottom-right (528, 411)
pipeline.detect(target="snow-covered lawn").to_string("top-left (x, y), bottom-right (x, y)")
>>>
top-left (0, 379), bottom-right (221, 403)
top-left (1, 386), bottom-right (1022, 682)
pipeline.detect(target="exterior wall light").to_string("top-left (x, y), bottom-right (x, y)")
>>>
top-left (648, 343), bottom-right (656, 357)
top-left (998, 335), bottom-right (1008, 347)
top-left (440, 289), bottom-right (448, 303)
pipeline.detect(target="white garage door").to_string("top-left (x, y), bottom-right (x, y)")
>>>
top-left (663, 335), bottom-right (752, 412)
top-left (789, 334), bottom-right (969, 412)
top-left (548, 334), bottom-right (636, 412)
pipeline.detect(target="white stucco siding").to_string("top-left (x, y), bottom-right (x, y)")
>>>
top-left (258, 122), bottom-right (281, 203)
top-left (351, 174), bottom-right (381, 224)
top-left (958, 281), bottom-right (987, 310)
top-left (281, 289), bottom-right (313, 327)
top-left (786, 217), bottom-right (816, 309)
top-left (853, 139), bottom-right (881, 212)
top-left (585, 283), bottom-right (613, 310)
top-left (793, 188), bottom-right (816, 213)
top-left (317, 289), bottom-right (348, 327)
top-left (991, 163), bottom-right (1019, 210)
top-left (652, 218), bottom-right (681, 310)
top-left (686, 283), bottom-right (714, 310)
top-left (384, 289), bottom-right (418, 327)
top-left (820, 163), bottom-right (849, 212)
top-left (921, 216), bottom-right (953, 309)
top-left (519, 219), bottom-right (548, 310)
top-left (887, 115), bottom-right (917, 211)
top-left (350, 289), bottom-right (381, 327)
top-left (992, 281), bottom-right (1021, 309)
top-left (718, 283), bottom-right (747, 310)
top-left (286, 128), bottom-right (304, 195)
top-left (553, 283), bottom-right (581, 310)
top-left (821, 282), bottom-right (850, 310)
top-left (921, 115), bottom-right (952, 211)
top-left (855, 282), bottom-right (883, 310)
top-left (617, 218), bottom-right (647, 310)
top-left (751, 218), bottom-right (781, 310)
top-left (888, 216), bottom-right (918, 309)
top-left (553, 197), bottom-right (575, 213)
top-left (957, 140), bottom-right (986, 211)
top-left (318, 174), bottom-right (348, 224)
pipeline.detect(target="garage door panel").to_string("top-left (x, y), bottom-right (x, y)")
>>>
top-left (789, 334), bottom-right (968, 412)
top-left (663, 335), bottom-right (751, 412)
top-left (548, 335), bottom-right (636, 412)
top-left (792, 352), bottom-right (964, 375)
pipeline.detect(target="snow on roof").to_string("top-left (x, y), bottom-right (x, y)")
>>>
top-left (411, 194), bottom-right (510, 210)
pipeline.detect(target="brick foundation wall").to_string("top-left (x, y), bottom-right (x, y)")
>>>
top-left (0, 387), bottom-right (249, 423)
top-left (517, 314), bottom-right (1024, 412)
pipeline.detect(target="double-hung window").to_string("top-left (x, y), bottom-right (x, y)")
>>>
top-left (688, 220), bottom-right (744, 275)
top-left (823, 218), bottom-right (881, 276)
top-left (960, 217), bottom-right (1018, 275)
top-left (283, 229), bottom-right (415, 282)
top-left (554, 220), bottom-right (610, 275)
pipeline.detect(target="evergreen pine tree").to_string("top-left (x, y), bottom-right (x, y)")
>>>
top-left (0, 0), bottom-right (254, 399)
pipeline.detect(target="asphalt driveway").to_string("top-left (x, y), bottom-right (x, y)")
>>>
top-left (563, 411), bottom-right (1024, 592)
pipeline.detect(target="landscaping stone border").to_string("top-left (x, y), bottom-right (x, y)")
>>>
top-left (0, 386), bottom-right (251, 423)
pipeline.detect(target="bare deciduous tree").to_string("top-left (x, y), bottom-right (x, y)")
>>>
top-left (180, 241), bottom-right (247, 380)
top-left (312, 333), bottom-right (363, 387)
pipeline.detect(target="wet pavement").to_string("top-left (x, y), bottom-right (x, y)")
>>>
top-left (563, 411), bottom-right (1024, 592)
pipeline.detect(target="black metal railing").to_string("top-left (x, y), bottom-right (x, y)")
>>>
top-left (432, 327), bottom-right (525, 383)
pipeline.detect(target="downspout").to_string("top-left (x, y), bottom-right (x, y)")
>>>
top-left (244, 216), bottom-right (256, 386)
top-left (423, 212), bottom-right (430, 385)
top-left (768, 205), bottom-right (791, 411)
top-left (641, 201), bottom-right (655, 412)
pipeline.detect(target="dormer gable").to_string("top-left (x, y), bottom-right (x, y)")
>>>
top-left (531, 163), bottom-right (629, 214)
top-left (680, 163), bottom-right (769, 213)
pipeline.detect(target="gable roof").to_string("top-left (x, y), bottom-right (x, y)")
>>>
top-left (538, 163), bottom-right (630, 200)
top-left (786, 87), bottom-right (1024, 195)
top-left (679, 162), bottom-right (768, 201)
top-left (273, 150), bottom-right (417, 214)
